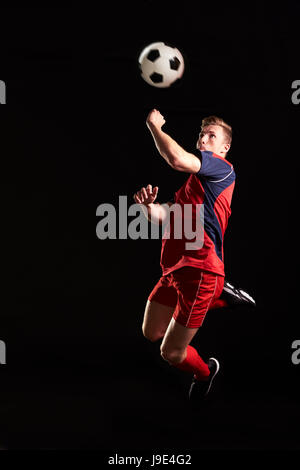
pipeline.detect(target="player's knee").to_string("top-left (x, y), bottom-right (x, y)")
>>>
top-left (160, 346), bottom-right (184, 365)
top-left (142, 325), bottom-right (163, 343)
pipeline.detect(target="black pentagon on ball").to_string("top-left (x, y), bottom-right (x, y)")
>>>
top-left (147, 49), bottom-right (160, 62)
top-left (150, 72), bottom-right (163, 83)
top-left (169, 56), bottom-right (180, 71)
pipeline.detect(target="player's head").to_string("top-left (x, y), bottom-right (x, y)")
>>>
top-left (196, 116), bottom-right (232, 158)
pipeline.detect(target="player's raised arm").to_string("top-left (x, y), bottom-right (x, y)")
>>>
top-left (146, 109), bottom-right (201, 174)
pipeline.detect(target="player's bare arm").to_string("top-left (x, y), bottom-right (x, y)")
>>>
top-left (133, 184), bottom-right (172, 224)
top-left (146, 109), bottom-right (201, 174)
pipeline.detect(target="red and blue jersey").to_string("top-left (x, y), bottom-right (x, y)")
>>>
top-left (160, 150), bottom-right (236, 277)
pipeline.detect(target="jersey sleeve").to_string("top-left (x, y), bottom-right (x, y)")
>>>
top-left (197, 151), bottom-right (234, 181)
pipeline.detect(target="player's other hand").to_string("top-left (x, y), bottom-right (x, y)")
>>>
top-left (146, 109), bottom-right (166, 130)
top-left (134, 184), bottom-right (158, 205)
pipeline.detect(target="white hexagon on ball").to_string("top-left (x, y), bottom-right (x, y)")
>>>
top-left (138, 42), bottom-right (185, 88)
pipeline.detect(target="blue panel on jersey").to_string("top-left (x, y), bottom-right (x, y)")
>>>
top-left (197, 152), bottom-right (236, 261)
top-left (198, 150), bottom-right (233, 181)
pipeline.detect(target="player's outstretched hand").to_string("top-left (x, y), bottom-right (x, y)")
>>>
top-left (146, 109), bottom-right (166, 130)
top-left (134, 184), bottom-right (158, 205)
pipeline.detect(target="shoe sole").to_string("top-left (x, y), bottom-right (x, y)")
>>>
top-left (205, 357), bottom-right (220, 396)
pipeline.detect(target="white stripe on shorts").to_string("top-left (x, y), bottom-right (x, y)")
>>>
top-left (185, 271), bottom-right (203, 327)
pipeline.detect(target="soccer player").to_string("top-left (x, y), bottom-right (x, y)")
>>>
top-left (134, 109), bottom-right (254, 400)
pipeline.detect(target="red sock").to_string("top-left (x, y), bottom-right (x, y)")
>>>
top-left (174, 345), bottom-right (210, 380)
top-left (209, 298), bottom-right (228, 310)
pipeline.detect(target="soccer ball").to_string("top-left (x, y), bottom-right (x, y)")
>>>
top-left (138, 42), bottom-right (185, 88)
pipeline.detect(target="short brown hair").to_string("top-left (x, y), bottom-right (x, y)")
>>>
top-left (201, 116), bottom-right (232, 145)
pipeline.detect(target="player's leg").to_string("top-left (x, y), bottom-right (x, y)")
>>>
top-left (160, 268), bottom-right (218, 375)
top-left (142, 300), bottom-right (175, 342)
top-left (160, 268), bottom-right (224, 398)
top-left (142, 274), bottom-right (177, 342)
top-left (160, 317), bottom-right (209, 376)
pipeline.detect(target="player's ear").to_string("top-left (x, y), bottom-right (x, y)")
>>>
top-left (223, 142), bottom-right (230, 153)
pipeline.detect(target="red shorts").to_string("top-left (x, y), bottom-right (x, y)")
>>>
top-left (148, 267), bottom-right (224, 328)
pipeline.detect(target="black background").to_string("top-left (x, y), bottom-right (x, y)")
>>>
top-left (0, 3), bottom-right (299, 456)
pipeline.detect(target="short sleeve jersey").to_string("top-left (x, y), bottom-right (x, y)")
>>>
top-left (160, 151), bottom-right (236, 277)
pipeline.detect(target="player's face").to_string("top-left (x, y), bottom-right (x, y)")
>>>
top-left (196, 125), bottom-right (230, 156)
